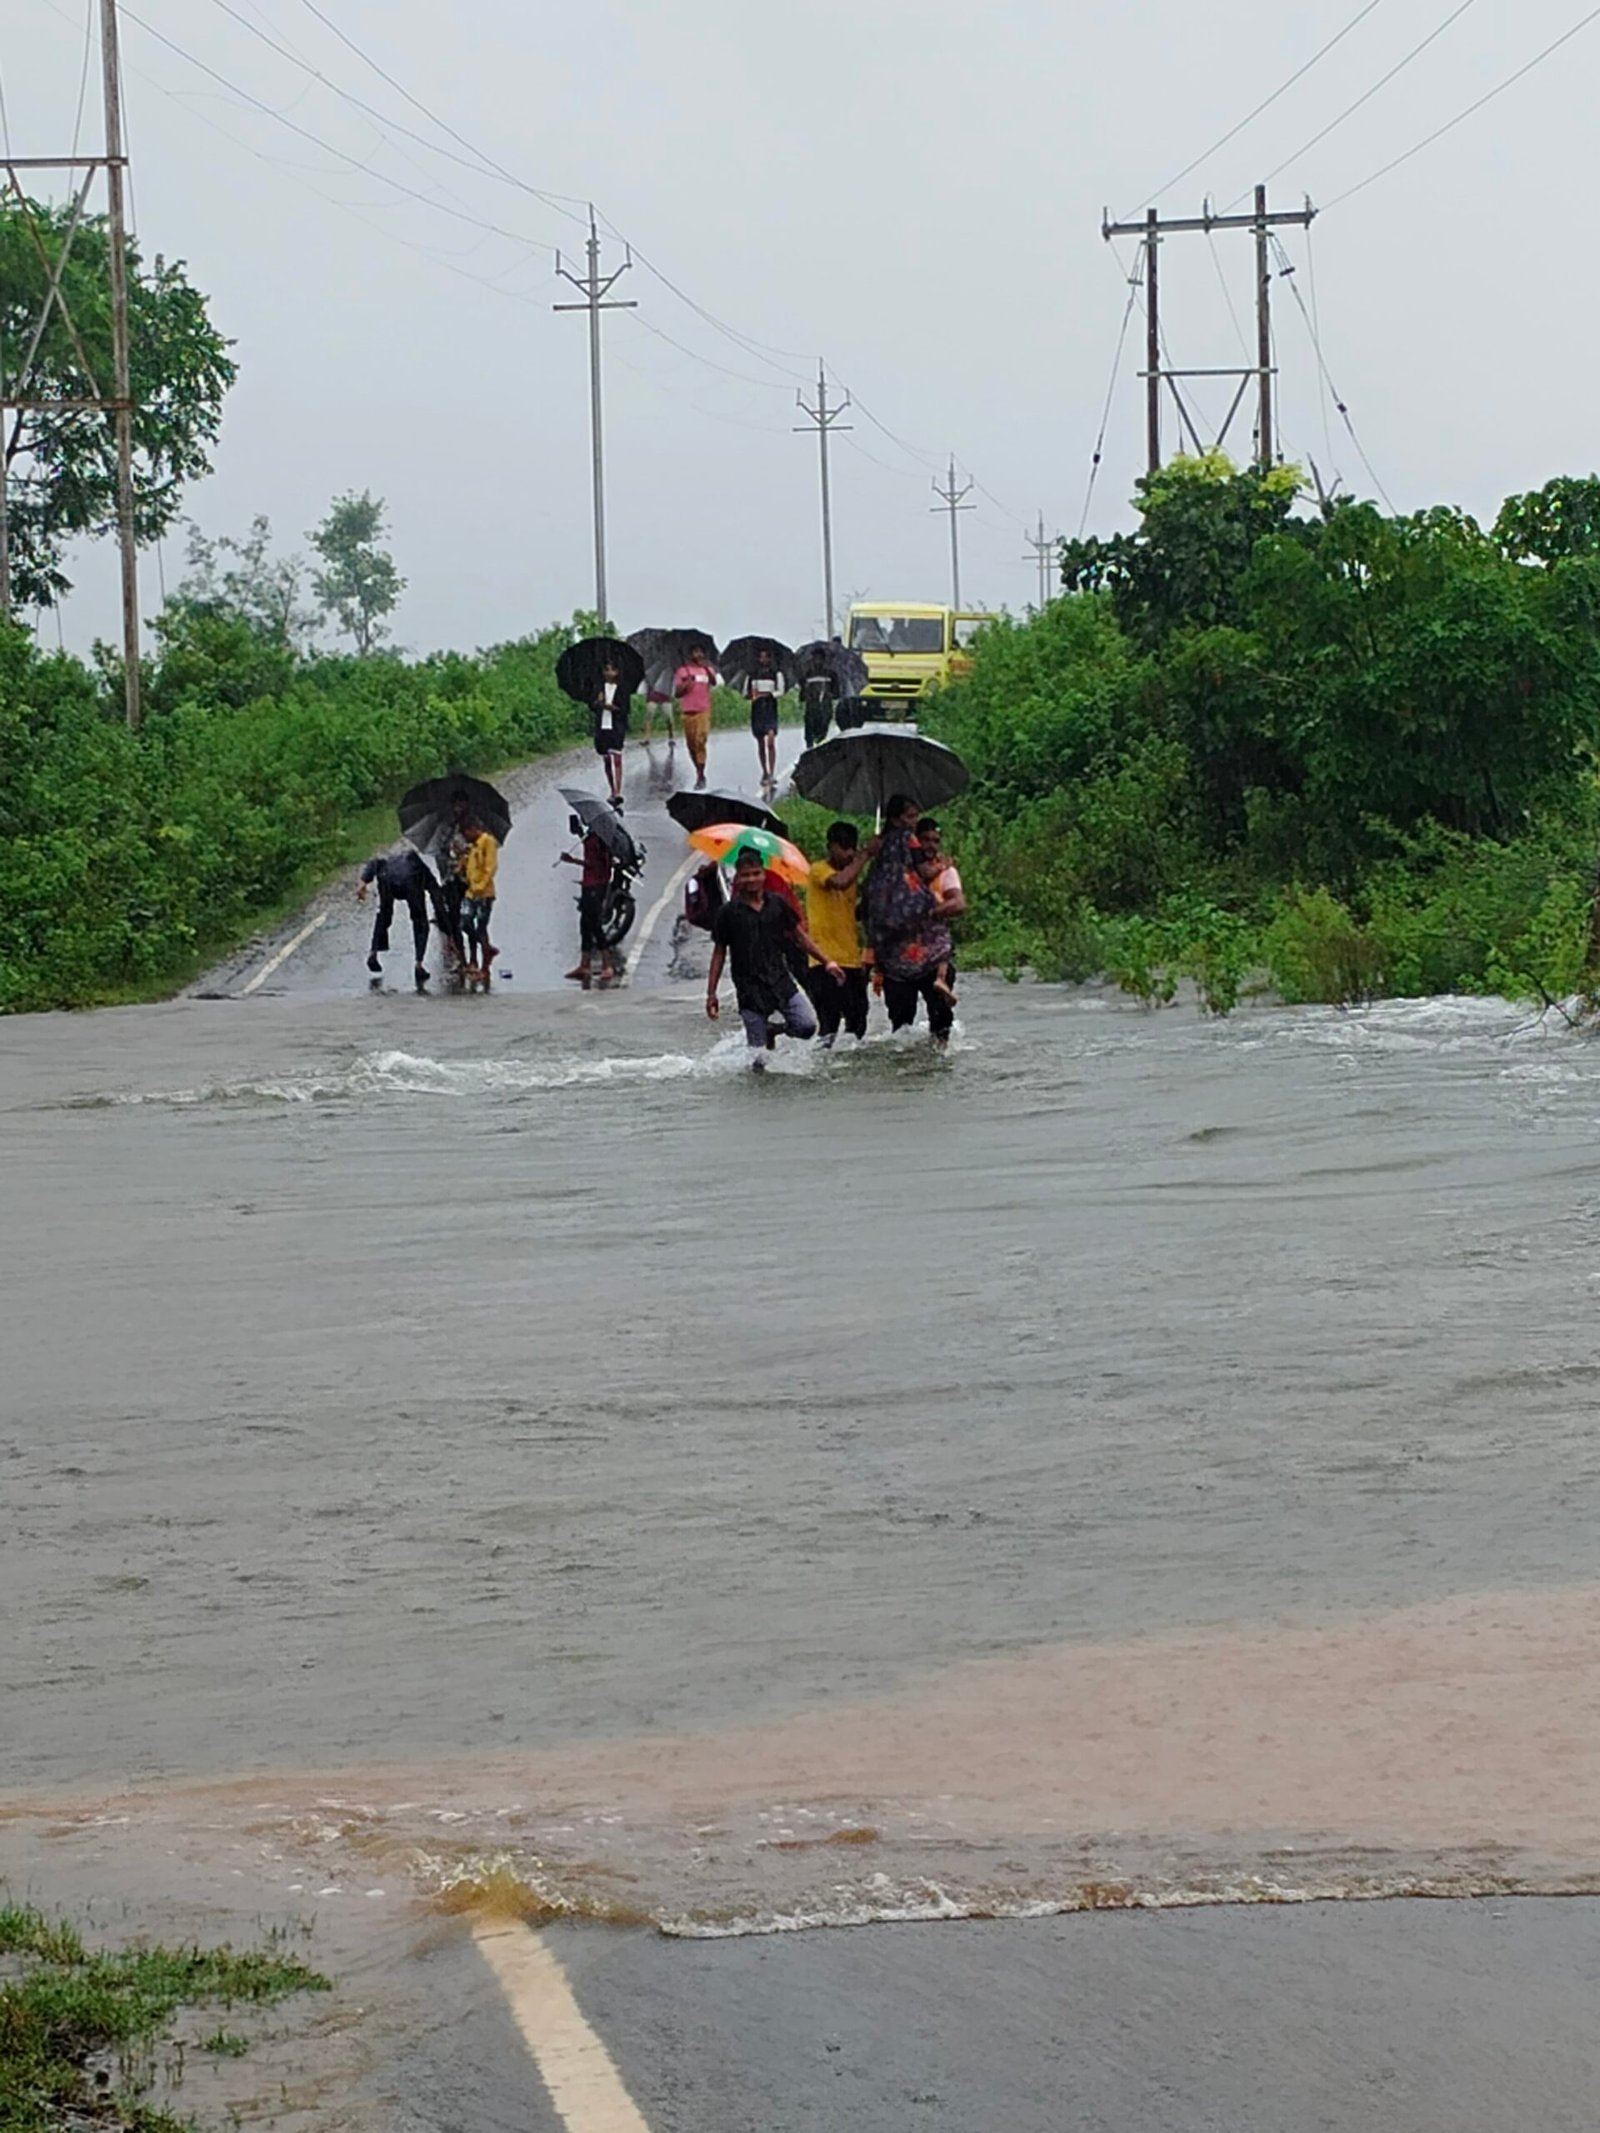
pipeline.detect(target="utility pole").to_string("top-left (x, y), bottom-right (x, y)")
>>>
top-left (101, 0), bottom-right (139, 727)
top-left (554, 206), bottom-right (634, 625)
top-left (931, 456), bottom-right (974, 611)
top-left (794, 361), bottom-right (851, 638)
top-left (0, 0), bottom-right (143, 723)
top-left (1022, 511), bottom-right (1056, 609)
top-left (1102, 188), bottom-right (1315, 477)
top-left (1145, 206), bottom-right (1160, 476)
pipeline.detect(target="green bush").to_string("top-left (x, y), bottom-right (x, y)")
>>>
top-left (0, 616), bottom-right (588, 1011)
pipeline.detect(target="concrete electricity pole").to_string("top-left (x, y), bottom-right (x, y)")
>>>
top-left (555, 207), bottom-right (634, 625)
top-left (1022, 512), bottom-right (1056, 609)
top-left (931, 457), bottom-right (974, 611)
top-left (0, 0), bottom-right (142, 724)
top-left (1102, 187), bottom-right (1315, 476)
top-left (794, 362), bottom-right (851, 638)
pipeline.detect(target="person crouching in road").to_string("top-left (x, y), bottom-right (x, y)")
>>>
top-left (560, 818), bottom-right (618, 990)
top-left (460, 819), bottom-right (499, 977)
top-left (357, 846), bottom-right (439, 989)
top-left (707, 847), bottom-right (841, 1070)
top-left (592, 661), bottom-right (629, 808)
top-left (672, 645), bottom-right (716, 788)
top-left (804, 820), bottom-right (873, 1045)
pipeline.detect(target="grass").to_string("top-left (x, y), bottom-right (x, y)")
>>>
top-left (0, 1901), bottom-right (329, 2132)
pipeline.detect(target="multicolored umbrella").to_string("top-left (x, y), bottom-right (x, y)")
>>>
top-left (687, 822), bottom-right (810, 887)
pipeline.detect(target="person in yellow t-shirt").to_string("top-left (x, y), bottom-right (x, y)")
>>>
top-left (460, 821), bottom-right (500, 974)
top-left (803, 820), bottom-right (874, 1046)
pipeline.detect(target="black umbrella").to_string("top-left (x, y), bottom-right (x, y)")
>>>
top-left (559, 786), bottom-right (641, 868)
top-left (792, 726), bottom-right (970, 815)
top-left (794, 640), bottom-right (868, 698)
top-left (666, 788), bottom-right (789, 838)
top-left (720, 635), bottom-right (795, 695)
top-left (556, 636), bottom-right (646, 705)
top-left (398, 770), bottom-right (513, 854)
top-left (627, 626), bottom-right (720, 699)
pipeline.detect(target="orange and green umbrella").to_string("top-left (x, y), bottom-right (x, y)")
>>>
top-left (687, 823), bottom-right (811, 886)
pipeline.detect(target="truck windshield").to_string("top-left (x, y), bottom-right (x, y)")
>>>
top-left (849, 615), bottom-right (945, 654)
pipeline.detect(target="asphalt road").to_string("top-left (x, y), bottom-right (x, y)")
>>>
top-left (200, 722), bottom-right (803, 1002)
top-left (375, 1900), bottom-right (1600, 2133)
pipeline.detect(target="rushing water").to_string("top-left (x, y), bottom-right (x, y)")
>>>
top-left (5, 978), bottom-right (1600, 1933)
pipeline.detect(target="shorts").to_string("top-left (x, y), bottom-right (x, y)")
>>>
top-left (461, 895), bottom-right (494, 943)
top-left (593, 715), bottom-right (628, 756)
top-left (749, 699), bottom-right (779, 738)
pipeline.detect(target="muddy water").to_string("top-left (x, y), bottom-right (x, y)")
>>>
top-left (4, 981), bottom-right (1600, 1931)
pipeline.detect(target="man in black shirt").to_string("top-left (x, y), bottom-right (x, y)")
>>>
top-left (707, 847), bottom-right (843, 1069)
top-left (357, 847), bottom-right (439, 986)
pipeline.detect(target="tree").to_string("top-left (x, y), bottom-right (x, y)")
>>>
top-left (308, 491), bottom-right (404, 655)
top-left (0, 194), bottom-right (236, 607)
top-left (172, 516), bottom-right (315, 648)
top-left (1492, 475), bottom-right (1600, 564)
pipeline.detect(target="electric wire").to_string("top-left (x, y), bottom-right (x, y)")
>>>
top-left (1078, 259), bottom-right (1141, 535)
top-left (70, 0), bottom-right (95, 155)
top-left (203, 0), bottom-right (581, 235)
top-left (1269, 232), bottom-right (1393, 508)
top-left (294, 0), bottom-right (590, 225)
top-left (1324, 4), bottom-right (1600, 206)
top-left (1122, 0), bottom-right (1388, 211)
top-left (1305, 219), bottom-right (1337, 479)
top-left (115, 4), bottom-right (559, 256)
top-left (1226, 0), bottom-right (1480, 204)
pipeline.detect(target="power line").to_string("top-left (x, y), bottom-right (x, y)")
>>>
top-left (294, 0), bottom-right (589, 224)
top-left (115, 4), bottom-right (560, 256)
top-left (1228, 0), bottom-right (1480, 205)
top-left (1269, 232), bottom-right (1393, 509)
top-left (1325, 4), bottom-right (1600, 207)
top-left (1123, 0), bottom-right (1388, 212)
top-left (1078, 263), bottom-right (1142, 536)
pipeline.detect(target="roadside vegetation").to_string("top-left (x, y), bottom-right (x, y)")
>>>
top-left (0, 602), bottom-right (591, 1012)
top-left (0, 1899), bottom-right (327, 2131)
top-left (918, 457), bottom-right (1600, 1013)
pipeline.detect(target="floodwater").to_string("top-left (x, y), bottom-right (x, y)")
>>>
top-left (6, 925), bottom-right (1600, 1936)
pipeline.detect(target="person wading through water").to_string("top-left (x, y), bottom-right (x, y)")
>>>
top-left (865, 791), bottom-right (955, 1047)
top-left (559, 815), bottom-right (621, 989)
top-left (707, 847), bottom-right (842, 1071)
top-left (804, 820), bottom-right (873, 1045)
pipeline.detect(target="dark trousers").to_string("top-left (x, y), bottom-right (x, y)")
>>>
top-left (803, 695), bottom-right (834, 748)
top-left (437, 875), bottom-right (465, 955)
top-left (806, 962), bottom-right (869, 1041)
top-left (884, 965), bottom-right (955, 1041)
top-left (372, 881), bottom-right (431, 965)
top-left (578, 883), bottom-right (607, 953)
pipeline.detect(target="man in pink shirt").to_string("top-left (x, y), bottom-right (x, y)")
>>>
top-left (672, 645), bottom-right (716, 787)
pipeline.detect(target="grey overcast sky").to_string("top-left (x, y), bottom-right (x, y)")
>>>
top-left (7, 0), bottom-right (1596, 652)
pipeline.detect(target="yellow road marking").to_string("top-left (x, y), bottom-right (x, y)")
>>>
top-left (472, 1919), bottom-right (652, 2132)
top-left (238, 909), bottom-right (329, 995)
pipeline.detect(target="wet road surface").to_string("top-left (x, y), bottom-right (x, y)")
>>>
top-left (200, 723), bottom-right (801, 1002)
top-left (6, 722), bottom-right (1600, 2125)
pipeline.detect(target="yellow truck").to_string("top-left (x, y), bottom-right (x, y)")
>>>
top-left (843, 602), bottom-right (995, 718)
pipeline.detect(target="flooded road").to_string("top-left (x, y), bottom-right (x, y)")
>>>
top-left (5, 732), bottom-right (1600, 2122)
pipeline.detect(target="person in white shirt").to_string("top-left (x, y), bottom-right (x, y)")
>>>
top-left (591, 661), bottom-right (629, 808)
top-left (745, 648), bottom-right (783, 787)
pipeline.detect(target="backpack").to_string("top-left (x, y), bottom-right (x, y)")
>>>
top-left (684, 860), bottom-right (727, 932)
